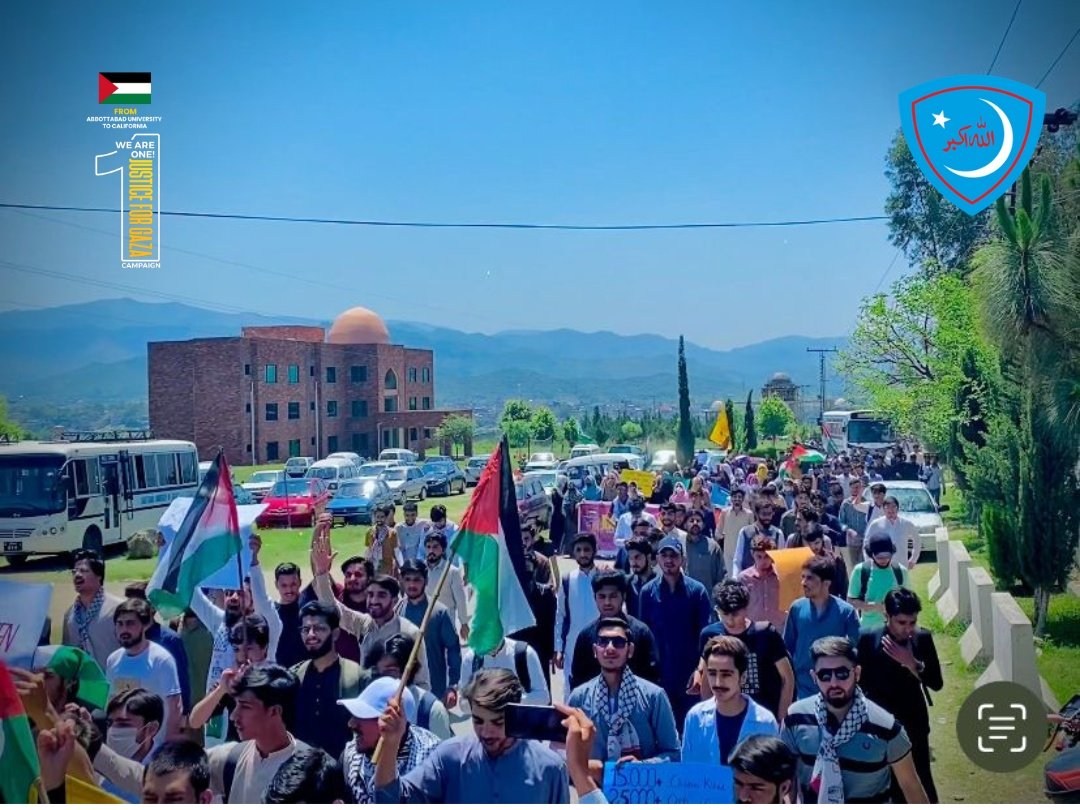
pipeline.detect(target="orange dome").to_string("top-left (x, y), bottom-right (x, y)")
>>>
top-left (327, 307), bottom-right (390, 345)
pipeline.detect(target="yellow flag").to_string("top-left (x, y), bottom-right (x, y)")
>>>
top-left (66, 775), bottom-right (128, 803)
top-left (709, 408), bottom-right (732, 450)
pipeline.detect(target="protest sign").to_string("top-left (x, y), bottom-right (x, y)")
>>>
top-left (578, 501), bottom-right (619, 557)
top-left (0, 580), bottom-right (53, 666)
top-left (618, 469), bottom-right (655, 497)
top-left (767, 546), bottom-right (815, 610)
top-left (602, 761), bottom-right (734, 804)
top-left (157, 497), bottom-right (268, 589)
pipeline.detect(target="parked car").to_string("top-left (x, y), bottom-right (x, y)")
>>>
top-left (649, 450), bottom-right (678, 472)
top-left (607, 445), bottom-right (646, 462)
top-left (516, 475), bottom-right (553, 526)
top-left (326, 451), bottom-right (365, 466)
top-left (232, 482), bottom-right (254, 505)
top-left (525, 469), bottom-right (559, 497)
top-left (257, 478), bottom-right (330, 528)
top-left (529, 452), bottom-right (557, 465)
top-left (424, 455), bottom-right (455, 465)
top-left (327, 478), bottom-right (395, 525)
top-left (379, 448), bottom-right (419, 465)
top-left (464, 455), bottom-right (488, 486)
top-left (242, 470), bottom-right (285, 503)
top-left (570, 443), bottom-right (601, 458)
top-left (358, 462), bottom-right (396, 479)
top-left (524, 460), bottom-right (557, 473)
top-left (284, 456), bottom-right (316, 478)
top-left (382, 465), bottom-right (428, 504)
top-left (876, 480), bottom-right (950, 560)
top-left (305, 458), bottom-right (363, 493)
top-left (422, 461), bottom-right (467, 496)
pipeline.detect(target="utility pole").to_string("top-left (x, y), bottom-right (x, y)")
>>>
top-left (806, 347), bottom-right (838, 427)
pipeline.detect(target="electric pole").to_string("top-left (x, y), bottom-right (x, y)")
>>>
top-left (806, 347), bottom-right (838, 427)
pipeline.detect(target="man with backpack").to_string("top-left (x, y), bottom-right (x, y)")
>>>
top-left (848, 533), bottom-right (909, 630)
top-left (457, 635), bottom-right (551, 706)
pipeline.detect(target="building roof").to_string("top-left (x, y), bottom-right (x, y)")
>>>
top-left (768, 372), bottom-right (792, 383)
top-left (326, 306), bottom-right (391, 345)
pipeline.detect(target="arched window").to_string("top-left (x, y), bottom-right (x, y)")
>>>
top-left (384, 369), bottom-right (398, 390)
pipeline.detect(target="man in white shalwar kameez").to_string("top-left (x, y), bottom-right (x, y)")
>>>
top-left (554, 533), bottom-right (600, 696)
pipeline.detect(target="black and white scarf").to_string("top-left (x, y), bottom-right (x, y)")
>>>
top-left (73, 589), bottom-right (105, 654)
top-left (584, 669), bottom-right (646, 761)
top-left (810, 688), bottom-right (869, 803)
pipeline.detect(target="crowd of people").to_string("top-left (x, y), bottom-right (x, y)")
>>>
top-left (11, 444), bottom-right (949, 804)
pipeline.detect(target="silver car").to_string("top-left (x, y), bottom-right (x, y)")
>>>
top-left (382, 464), bottom-right (428, 504)
top-left (242, 469), bottom-right (285, 502)
top-left (464, 455), bottom-right (488, 486)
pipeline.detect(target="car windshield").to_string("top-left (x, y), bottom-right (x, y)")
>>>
top-left (269, 480), bottom-right (312, 497)
top-left (532, 472), bottom-right (556, 488)
top-left (0, 454), bottom-right (67, 517)
top-left (250, 471), bottom-right (280, 483)
top-left (423, 463), bottom-right (448, 475)
top-left (307, 466), bottom-right (338, 480)
top-left (359, 465), bottom-right (386, 477)
top-left (384, 469), bottom-right (407, 481)
top-left (338, 481), bottom-right (378, 498)
top-left (468, 458), bottom-right (486, 467)
top-left (893, 488), bottom-right (936, 512)
top-left (848, 418), bottom-right (892, 445)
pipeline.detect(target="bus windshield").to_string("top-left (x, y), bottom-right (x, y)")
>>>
top-left (848, 419), bottom-right (892, 445)
top-left (0, 455), bottom-right (67, 517)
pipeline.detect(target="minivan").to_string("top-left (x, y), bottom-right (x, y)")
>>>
top-left (305, 458), bottom-right (362, 493)
top-left (378, 448), bottom-right (419, 465)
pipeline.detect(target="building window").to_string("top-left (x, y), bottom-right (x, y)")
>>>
top-left (408, 367), bottom-right (417, 383)
top-left (265, 364), bottom-right (277, 383)
top-left (384, 396), bottom-right (398, 413)
top-left (265, 403), bottom-right (278, 421)
top-left (266, 441), bottom-right (280, 461)
top-left (288, 402), bottom-right (300, 420)
top-left (422, 367), bottom-right (430, 383)
top-left (246, 443), bottom-right (252, 453)
top-left (351, 400), bottom-right (368, 418)
top-left (410, 427), bottom-right (418, 441)
top-left (408, 397), bottom-right (417, 411)
top-left (288, 439), bottom-right (301, 457)
top-left (310, 401), bottom-right (315, 411)
top-left (245, 402), bottom-right (251, 413)
top-left (288, 364), bottom-right (299, 384)
top-left (327, 401), bottom-right (338, 418)
top-left (327, 435), bottom-right (339, 454)
top-left (244, 363), bottom-right (251, 376)
top-left (350, 365), bottom-right (367, 383)
top-left (351, 433), bottom-right (369, 453)
top-left (424, 428), bottom-right (432, 439)
top-left (326, 366), bottom-right (337, 383)
top-left (310, 365), bottom-right (315, 377)
top-left (384, 369), bottom-right (397, 390)
top-left (422, 397), bottom-right (431, 410)
top-left (311, 436), bottom-right (316, 446)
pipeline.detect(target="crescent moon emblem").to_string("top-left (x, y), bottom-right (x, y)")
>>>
top-left (944, 98), bottom-right (1013, 179)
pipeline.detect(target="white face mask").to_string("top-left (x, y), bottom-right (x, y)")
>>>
top-left (106, 726), bottom-right (144, 760)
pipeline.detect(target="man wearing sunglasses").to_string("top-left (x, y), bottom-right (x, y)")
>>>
top-left (781, 636), bottom-right (929, 804)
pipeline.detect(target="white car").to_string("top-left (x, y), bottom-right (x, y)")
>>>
top-left (876, 480), bottom-right (950, 559)
top-left (242, 470), bottom-right (285, 502)
top-left (649, 450), bottom-right (678, 471)
top-left (326, 451), bottom-right (364, 466)
top-left (464, 455), bottom-right (488, 486)
top-left (382, 465), bottom-right (428, 504)
top-left (285, 456), bottom-right (315, 478)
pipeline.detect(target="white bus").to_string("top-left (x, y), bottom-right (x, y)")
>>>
top-left (0, 435), bottom-right (200, 564)
top-left (821, 410), bottom-right (893, 455)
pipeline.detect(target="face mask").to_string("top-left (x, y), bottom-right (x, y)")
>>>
top-left (107, 726), bottom-right (144, 760)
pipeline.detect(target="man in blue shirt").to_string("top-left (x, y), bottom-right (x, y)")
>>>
top-left (638, 536), bottom-right (712, 729)
top-left (782, 556), bottom-right (860, 699)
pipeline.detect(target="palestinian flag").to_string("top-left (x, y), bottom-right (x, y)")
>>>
top-left (0, 661), bottom-right (39, 804)
top-left (31, 645), bottom-right (110, 709)
top-left (99, 72), bottom-right (151, 104)
top-left (148, 451), bottom-right (242, 618)
top-left (450, 437), bottom-right (535, 656)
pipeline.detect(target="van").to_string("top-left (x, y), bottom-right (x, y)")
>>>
top-left (378, 448), bottom-right (418, 465)
top-left (569, 443), bottom-right (601, 459)
top-left (305, 458), bottom-right (361, 493)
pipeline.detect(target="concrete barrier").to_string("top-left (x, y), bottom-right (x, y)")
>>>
top-left (975, 592), bottom-right (1058, 709)
top-left (927, 527), bottom-right (951, 601)
top-left (960, 566), bottom-right (994, 665)
top-left (938, 541), bottom-right (972, 625)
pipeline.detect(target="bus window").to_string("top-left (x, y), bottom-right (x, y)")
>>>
top-left (156, 454), bottom-right (179, 486)
top-left (134, 455), bottom-right (160, 489)
top-left (72, 459), bottom-right (101, 496)
top-left (179, 452), bottom-right (197, 484)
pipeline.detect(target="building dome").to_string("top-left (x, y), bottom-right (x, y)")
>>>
top-left (709, 400), bottom-right (726, 413)
top-left (769, 372), bottom-right (792, 383)
top-left (327, 307), bottom-right (390, 345)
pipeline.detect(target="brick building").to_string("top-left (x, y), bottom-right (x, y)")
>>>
top-left (149, 307), bottom-right (472, 464)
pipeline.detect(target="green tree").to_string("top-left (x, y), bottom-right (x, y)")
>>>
top-left (724, 399), bottom-right (738, 452)
top-left (530, 407), bottom-right (558, 445)
top-left (561, 418), bottom-right (580, 449)
top-left (756, 396), bottom-right (794, 443)
top-left (884, 131), bottom-right (990, 274)
top-left (593, 419), bottom-right (611, 446)
top-left (500, 399), bottom-right (533, 429)
top-left (620, 421), bottom-right (643, 442)
top-left (971, 168), bottom-right (1080, 634)
top-left (504, 419), bottom-right (532, 451)
top-left (676, 336), bottom-right (694, 466)
top-left (436, 414), bottom-right (474, 458)
top-left (743, 391), bottom-right (758, 451)
top-left (0, 397), bottom-right (26, 439)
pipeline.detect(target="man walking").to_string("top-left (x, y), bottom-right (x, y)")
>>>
top-left (554, 532), bottom-right (600, 695)
top-left (684, 508), bottom-right (727, 594)
top-left (849, 534), bottom-right (909, 629)
top-left (732, 501), bottom-right (784, 577)
top-left (63, 550), bottom-right (123, 670)
top-left (398, 559), bottom-right (461, 705)
top-left (865, 495), bottom-right (921, 569)
top-left (424, 532), bottom-right (470, 641)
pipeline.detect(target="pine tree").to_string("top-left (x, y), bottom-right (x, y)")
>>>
top-left (725, 399), bottom-right (737, 451)
top-left (744, 391), bottom-right (758, 451)
top-left (676, 336), bottom-right (694, 466)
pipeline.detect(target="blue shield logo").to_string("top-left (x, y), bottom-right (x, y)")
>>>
top-left (898, 75), bottom-right (1045, 216)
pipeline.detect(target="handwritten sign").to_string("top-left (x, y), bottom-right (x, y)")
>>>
top-left (619, 469), bottom-right (655, 498)
top-left (578, 501), bottom-right (619, 557)
top-left (158, 498), bottom-right (268, 589)
top-left (766, 547), bottom-right (815, 610)
top-left (0, 580), bottom-right (53, 666)
top-left (602, 761), bottom-right (734, 804)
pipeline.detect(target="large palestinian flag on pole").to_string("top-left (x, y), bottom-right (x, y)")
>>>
top-left (0, 661), bottom-right (39, 804)
top-left (148, 451), bottom-right (242, 618)
top-left (450, 437), bottom-right (536, 656)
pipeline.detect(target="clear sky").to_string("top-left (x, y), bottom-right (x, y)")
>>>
top-left (1, 1), bottom-right (1077, 349)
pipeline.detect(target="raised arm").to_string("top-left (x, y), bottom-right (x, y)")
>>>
top-left (246, 534), bottom-right (283, 661)
top-left (311, 515), bottom-right (373, 640)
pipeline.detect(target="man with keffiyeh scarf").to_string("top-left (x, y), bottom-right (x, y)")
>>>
top-left (567, 617), bottom-right (680, 765)
top-left (62, 550), bottom-right (123, 670)
top-left (780, 636), bottom-right (929, 804)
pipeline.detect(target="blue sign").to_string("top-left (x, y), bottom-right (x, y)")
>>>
top-left (602, 761), bottom-right (734, 804)
top-left (898, 75), bottom-right (1045, 216)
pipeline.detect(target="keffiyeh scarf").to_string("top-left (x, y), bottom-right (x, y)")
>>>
top-left (73, 589), bottom-right (105, 654)
top-left (346, 725), bottom-right (440, 804)
top-left (810, 688), bottom-right (870, 804)
top-left (584, 669), bottom-right (647, 761)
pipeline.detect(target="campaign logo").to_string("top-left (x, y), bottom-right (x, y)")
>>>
top-left (898, 75), bottom-right (1045, 216)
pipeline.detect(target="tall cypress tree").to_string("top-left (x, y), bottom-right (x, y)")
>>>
top-left (725, 399), bottom-right (738, 451)
top-left (744, 391), bottom-right (758, 451)
top-left (676, 336), bottom-right (694, 466)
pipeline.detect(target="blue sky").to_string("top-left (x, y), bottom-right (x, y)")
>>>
top-left (1, 1), bottom-right (1077, 349)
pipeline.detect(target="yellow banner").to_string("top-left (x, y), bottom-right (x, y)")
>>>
top-left (619, 469), bottom-right (655, 497)
top-left (709, 408), bottom-right (732, 450)
top-left (766, 547), bottom-right (815, 611)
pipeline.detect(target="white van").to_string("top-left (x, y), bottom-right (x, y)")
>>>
top-left (305, 458), bottom-right (362, 493)
top-left (378, 448), bottom-right (418, 465)
top-left (569, 443), bottom-right (601, 459)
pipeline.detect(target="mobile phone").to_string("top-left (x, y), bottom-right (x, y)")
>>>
top-left (504, 703), bottom-right (565, 743)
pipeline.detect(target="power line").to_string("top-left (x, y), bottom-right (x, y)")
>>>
top-left (1036, 23), bottom-right (1080, 88)
top-left (987, 0), bottom-right (1023, 73)
top-left (872, 249), bottom-right (904, 294)
top-left (0, 202), bottom-right (889, 231)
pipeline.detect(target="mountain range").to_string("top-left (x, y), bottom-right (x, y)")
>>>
top-left (0, 298), bottom-right (848, 432)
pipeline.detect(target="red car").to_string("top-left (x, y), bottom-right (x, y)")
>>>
top-left (256, 478), bottom-right (330, 528)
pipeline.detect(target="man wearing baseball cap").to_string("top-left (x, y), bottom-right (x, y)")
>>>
top-left (637, 535), bottom-right (712, 729)
top-left (338, 677), bottom-right (440, 804)
top-left (848, 533), bottom-right (909, 630)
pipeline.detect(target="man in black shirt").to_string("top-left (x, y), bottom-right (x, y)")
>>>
top-left (856, 588), bottom-right (943, 803)
top-left (273, 562), bottom-right (308, 669)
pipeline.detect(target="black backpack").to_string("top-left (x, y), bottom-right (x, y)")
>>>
top-left (858, 562), bottom-right (904, 601)
top-left (223, 740), bottom-right (315, 803)
top-left (470, 639), bottom-right (532, 693)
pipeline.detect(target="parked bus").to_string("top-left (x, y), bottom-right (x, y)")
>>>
top-left (821, 410), bottom-right (893, 455)
top-left (0, 434), bottom-right (199, 564)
